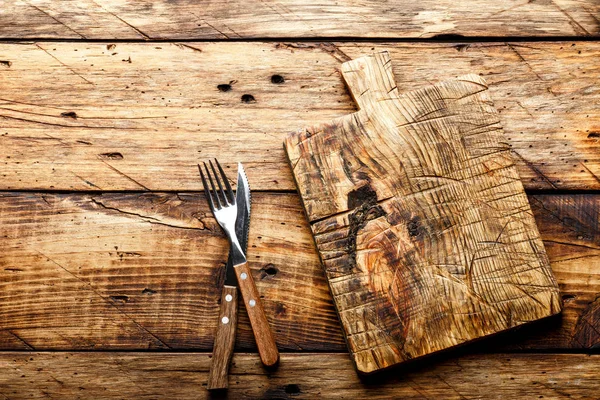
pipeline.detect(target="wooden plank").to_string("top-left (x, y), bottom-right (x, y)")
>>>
top-left (0, 191), bottom-right (340, 351)
top-left (531, 195), bottom-right (600, 350)
top-left (0, 41), bottom-right (599, 191)
top-left (0, 352), bottom-right (598, 399)
top-left (0, 192), bottom-right (598, 351)
top-left (0, 0), bottom-right (598, 39)
top-left (285, 52), bottom-right (561, 373)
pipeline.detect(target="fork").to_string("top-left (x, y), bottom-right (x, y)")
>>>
top-left (199, 160), bottom-right (279, 375)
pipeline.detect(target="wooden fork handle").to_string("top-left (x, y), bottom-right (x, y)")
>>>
top-left (234, 262), bottom-right (280, 367)
top-left (207, 285), bottom-right (238, 390)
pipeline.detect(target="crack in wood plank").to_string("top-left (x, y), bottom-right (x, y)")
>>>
top-left (34, 43), bottom-right (92, 85)
top-left (35, 250), bottom-right (172, 349)
top-left (90, 197), bottom-right (206, 231)
top-left (25, 1), bottom-right (86, 39)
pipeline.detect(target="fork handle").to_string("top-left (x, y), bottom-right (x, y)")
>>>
top-left (234, 262), bottom-right (279, 367)
top-left (207, 285), bottom-right (238, 390)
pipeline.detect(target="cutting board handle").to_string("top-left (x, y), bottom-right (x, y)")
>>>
top-left (340, 51), bottom-right (399, 112)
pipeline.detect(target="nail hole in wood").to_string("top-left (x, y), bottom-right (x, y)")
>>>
top-left (98, 152), bottom-right (124, 160)
top-left (260, 264), bottom-right (278, 280)
top-left (271, 74), bottom-right (285, 84)
top-left (241, 94), bottom-right (256, 103)
top-left (217, 83), bottom-right (232, 92)
top-left (561, 294), bottom-right (576, 303)
top-left (284, 384), bottom-right (300, 395)
top-left (60, 111), bottom-right (78, 119)
top-left (110, 295), bottom-right (129, 303)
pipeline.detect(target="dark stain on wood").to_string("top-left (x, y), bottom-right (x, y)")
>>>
top-left (274, 302), bottom-right (287, 317)
top-left (263, 383), bottom-right (302, 399)
top-left (214, 262), bottom-right (227, 290)
top-left (347, 187), bottom-right (386, 270)
top-left (347, 184), bottom-right (377, 210)
top-left (406, 216), bottom-right (422, 238)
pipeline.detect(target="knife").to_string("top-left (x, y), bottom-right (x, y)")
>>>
top-left (231, 164), bottom-right (279, 368)
top-left (207, 163), bottom-right (278, 390)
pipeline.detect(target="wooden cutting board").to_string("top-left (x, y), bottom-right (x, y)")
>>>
top-left (284, 52), bottom-right (562, 374)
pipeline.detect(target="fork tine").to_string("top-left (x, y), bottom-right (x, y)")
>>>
top-left (198, 164), bottom-right (216, 212)
top-left (204, 162), bottom-right (222, 209)
top-left (209, 159), bottom-right (228, 206)
top-left (214, 159), bottom-right (234, 204)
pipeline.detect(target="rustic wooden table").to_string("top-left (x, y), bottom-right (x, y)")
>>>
top-left (0, 2), bottom-right (599, 399)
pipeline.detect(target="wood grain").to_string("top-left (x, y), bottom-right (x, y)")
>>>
top-left (0, 0), bottom-right (598, 39)
top-left (0, 42), bottom-right (599, 191)
top-left (1, 352), bottom-right (599, 399)
top-left (207, 285), bottom-right (237, 390)
top-left (286, 52), bottom-right (562, 373)
top-left (0, 191), bottom-right (339, 351)
top-left (0, 192), bottom-right (598, 351)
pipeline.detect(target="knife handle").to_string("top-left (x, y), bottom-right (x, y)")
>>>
top-left (234, 262), bottom-right (279, 367)
top-left (207, 285), bottom-right (238, 390)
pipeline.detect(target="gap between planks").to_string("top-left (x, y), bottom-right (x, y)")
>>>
top-left (1, 36), bottom-right (600, 44)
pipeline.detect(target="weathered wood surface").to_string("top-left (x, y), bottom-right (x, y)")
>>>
top-left (286, 52), bottom-right (562, 373)
top-left (0, 192), bottom-right (598, 351)
top-left (1, 352), bottom-right (598, 399)
top-left (1, 0), bottom-right (599, 39)
top-left (1, 42), bottom-right (599, 191)
top-left (0, 191), bottom-right (338, 351)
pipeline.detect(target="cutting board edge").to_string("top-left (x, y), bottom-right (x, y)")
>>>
top-left (283, 140), bottom-right (364, 370)
top-left (352, 305), bottom-right (563, 375)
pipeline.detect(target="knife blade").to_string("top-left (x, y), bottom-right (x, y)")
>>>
top-left (224, 163), bottom-right (251, 285)
top-left (229, 164), bottom-right (279, 367)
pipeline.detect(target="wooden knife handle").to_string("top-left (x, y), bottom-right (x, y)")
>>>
top-left (234, 262), bottom-right (279, 367)
top-left (207, 285), bottom-right (238, 390)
